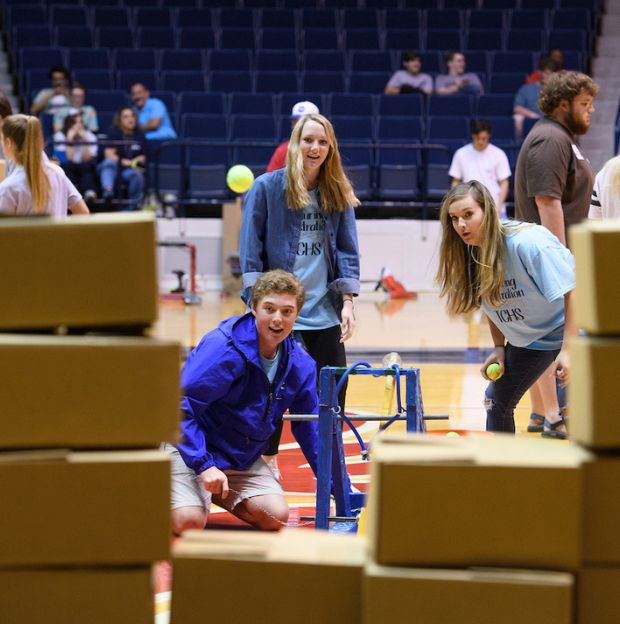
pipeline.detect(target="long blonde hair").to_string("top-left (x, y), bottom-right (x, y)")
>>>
top-left (285, 113), bottom-right (360, 212)
top-left (436, 181), bottom-right (518, 315)
top-left (2, 114), bottom-right (50, 213)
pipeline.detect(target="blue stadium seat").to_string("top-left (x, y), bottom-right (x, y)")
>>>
top-left (150, 91), bottom-right (178, 119)
top-left (419, 52), bottom-right (441, 73)
top-left (259, 8), bottom-right (296, 29)
top-left (220, 28), bottom-right (257, 50)
top-left (465, 30), bottom-right (503, 52)
top-left (161, 71), bottom-right (207, 93)
top-left (301, 72), bottom-right (346, 93)
top-left (426, 30), bottom-right (463, 52)
top-left (349, 72), bottom-right (388, 94)
top-left (6, 5), bottom-right (47, 27)
top-left (426, 8), bottom-right (462, 29)
top-left (92, 7), bottom-right (130, 28)
top-left (259, 29), bottom-right (298, 50)
top-left (176, 8), bottom-right (213, 28)
top-left (505, 30), bottom-right (545, 51)
top-left (488, 72), bottom-right (527, 94)
top-left (331, 116), bottom-right (374, 143)
top-left (114, 49), bottom-right (157, 72)
top-left (427, 117), bottom-right (470, 141)
top-left (137, 28), bottom-right (176, 49)
top-left (55, 27), bottom-right (94, 48)
top-left (428, 96), bottom-right (474, 117)
top-left (508, 10), bottom-right (549, 30)
top-left (550, 8), bottom-right (591, 28)
top-left (188, 161), bottom-right (229, 199)
top-left (134, 8), bottom-right (172, 28)
top-left (230, 115), bottom-right (278, 170)
top-left (210, 71), bottom-right (253, 93)
top-left (467, 9), bottom-right (504, 30)
top-left (67, 48), bottom-right (111, 71)
top-left (485, 117), bottom-right (516, 142)
top-left (300, 9), bottom-right (337, 29)
top-left (97, 27), bottom-right (134, 49)
top-left (350, 51), bottom-right (394, 73)
top-left (476, 94), bottom-right (515, 117)
top-left (178, 28), bottom-right (216, 50)
top-left (256, 51), bottom-right (299, 72)
top-left (87, 90), bottom-right (127, 114)
top-left (520, 0), bottom-right (555, 8)
top-left (50, 6), bottom-right (88, 26)
top-left (300, 29), bottom-right (340, 51)
top-left (377, 116), bottom-right (424, 142)
top-left (548, 30), bottom-right (587, 52)
top-left (72, 69), bottom-right (114, 91)
top-left (342, 9), bottom-right (379, 29)
top-left (25, 69), bottom-right (52, 95)
top-left (182, 114), bottom-right (229, 140)
top-left (219, 9), bottom-right (255, 29)
top-left (378, 94), bottom-right (424, 117)
top-left (20, 47), bottom-right (64, 71)
top-left (366, 0), bottom-right (399, 7)
top-left (343, 30), bottom-right (381, 51)
top-left (329, 94), bottom-right (374, 118)
top-left (178, 92), bottom-right (226, 116)
top-left (208, 50), bottom-right (252, 72)
top-left (161, 50), bottom-right (206, 72)
top-left (230, 93), bottom-right (276, 116)
top-left (97, 111), bottom-right (115, 135)
top-left (385, 10), bottom-right (421, 30)
top-left (303, 51), bottom-right (346, 72)
top-left (384, 30), bottom-right (422, 52)
top-left (255, 71), bottom-right (299, 94)
top-left (12, 26), bottom-right (52, 50)
top-left (491, 52), bottom-right (535, 74)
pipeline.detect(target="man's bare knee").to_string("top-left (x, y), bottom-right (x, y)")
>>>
top-left (172, 506), bottom-right (207, 535)
top-left (236, 496), bottom-right (289, 531)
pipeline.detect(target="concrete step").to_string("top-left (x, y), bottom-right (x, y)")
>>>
top-left (596, 37), bottom-right (620, 56)
top-left (602, 16), bottom-right (620, 35)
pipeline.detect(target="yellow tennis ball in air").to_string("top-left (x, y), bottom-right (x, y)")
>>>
top-left (446, 431), bottom-right (460, 438)
top-left (486, 363), bottom-right (503, 381)
top-left (226, 165), bottom-right (255, 194)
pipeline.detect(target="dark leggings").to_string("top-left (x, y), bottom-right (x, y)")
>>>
top-left (484, 343), bottom-right (560, 433)
top-left (264, 324), bottom-right (346, 456)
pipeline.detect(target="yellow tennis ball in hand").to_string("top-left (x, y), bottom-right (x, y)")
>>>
top-left (486, 363), bottom-right (503, 381)
top-left (226, 165), bottom-right (254, 194)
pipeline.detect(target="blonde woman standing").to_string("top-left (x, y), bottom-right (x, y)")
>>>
top-left (0, 115), bottom-right (88, 216)
top-left (240, 113), bottom-right (360, 476)
top-left (436, 181), bottom-right (574, 438)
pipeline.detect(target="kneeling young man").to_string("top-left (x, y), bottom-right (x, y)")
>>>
top-left (167, 270), bottom-right (319, 533)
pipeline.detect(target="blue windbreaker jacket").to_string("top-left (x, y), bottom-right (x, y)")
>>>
top-left (177, 313), bottom-right (319, 475)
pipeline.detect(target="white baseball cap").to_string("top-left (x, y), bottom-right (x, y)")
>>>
top-left (291, 100), bottom-right (319, 118)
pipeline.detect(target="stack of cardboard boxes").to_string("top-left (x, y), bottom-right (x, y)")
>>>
top-left (570, 219), bottom-right (620, 624)
top-left (0, 214), bottom-right (180, 623)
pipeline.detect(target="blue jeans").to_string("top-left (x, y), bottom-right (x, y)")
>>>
top-left (97, 159), bottom-right (144, 211)
top-left (484, 343), bottom-right (560, 433)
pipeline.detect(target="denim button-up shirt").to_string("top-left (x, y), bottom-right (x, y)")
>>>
top-left (239, 168), bottom-right (360, 303)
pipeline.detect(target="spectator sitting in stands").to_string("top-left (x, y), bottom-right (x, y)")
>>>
top-left (384, 50), bottom-right (433, 96)
top-left (435, 51), bottom-right (483, 97)
top-left (527, 48), bottom-right (564, 84)
top-left (53, 113), bottom-right (98, 204)
top-left (513, 57), bottom-right (560, 140)
top-left (53, 83), bottom-right (99, 135)
top-left (449, 119), bottom-right (512, 218)
top-left (266, 100), bottom-right (319, 173)
top-left (30, 65), bottom-right (71, 116)
top-left (130, 83), bottom-right (176, 141)
top-left (98, 106), bottom-right (145, 211)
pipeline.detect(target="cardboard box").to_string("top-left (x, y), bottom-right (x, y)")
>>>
top-left (0, 213), bottom-right (157, 330)
top-left (570, 336), bottom-right (620, 449)
top-left (0, 450), bottom-right (171, 566)
top-left (0, 334), bottom-right (180, 449)
top-left (171, 529), bottom-right (365, 624)
top-left (364, 564), bottom-right (573, 624)
top-left (570, 220), bottom-right (620, 334)
top-left (367, 434), bottom-right (589, 571)
top-left (577, 567), bottom-right (620, 624)
top-left (583, 456), bottom-right (620, 565)
top-left (0, 566), bottom-right (154, 624)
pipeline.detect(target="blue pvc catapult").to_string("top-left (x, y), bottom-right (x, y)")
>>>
top-left (314, 362), bottom-right (426, 531)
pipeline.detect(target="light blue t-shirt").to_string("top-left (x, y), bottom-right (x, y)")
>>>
top-left (514, 82), bottom-right (541, 114)
top-left (481, 223), bottom-right (575, 350)
top-left (260, 344), bottom-right (282, 384)
top-left (293, 191), bottom-right (340, 331)
top-left (134, 98), bottom-right (177, 140)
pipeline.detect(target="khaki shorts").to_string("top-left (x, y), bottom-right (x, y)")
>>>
top-left (163, 443), bottom-right (284, 513)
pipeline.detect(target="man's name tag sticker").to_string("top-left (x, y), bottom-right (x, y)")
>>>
top-left (572, 144), bottom-right (585, 160)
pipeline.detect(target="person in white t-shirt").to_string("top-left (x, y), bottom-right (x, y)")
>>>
top-left (0, 114), bottom-right (88, 217)
top-left (589, 154), bottom-right (620, 219)
top-left (449, 119), bottom-right (511, 217)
